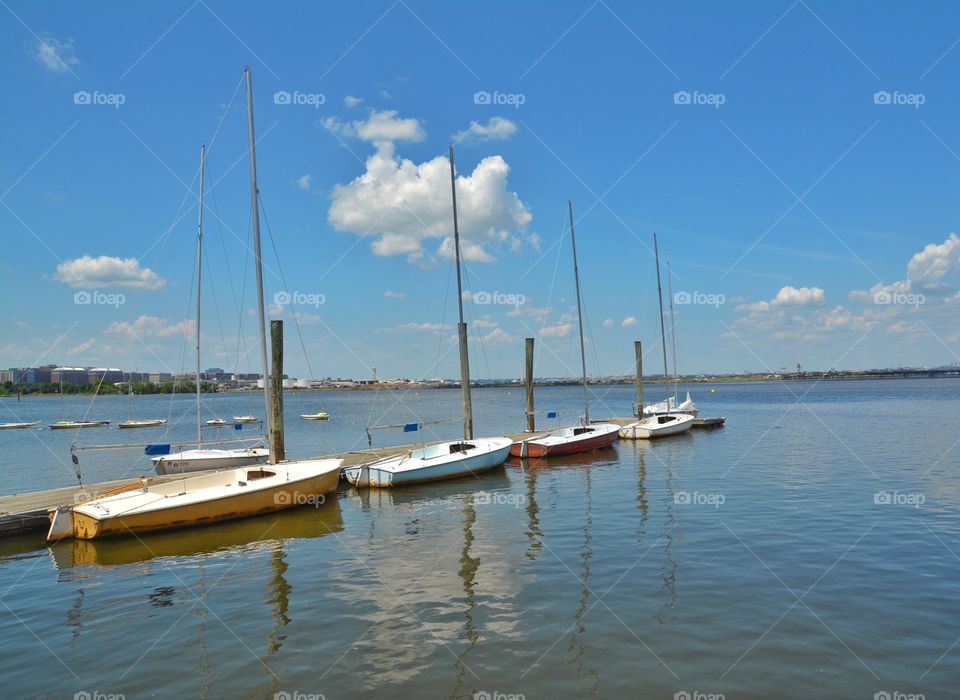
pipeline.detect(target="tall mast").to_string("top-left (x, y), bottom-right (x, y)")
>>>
top-left (667, 262), bottom-right (679, 398)
top-left (449, 145), bottom-right (473, 440)
top-left (245, 67), bottom-right (274, 462)
top-left (195, 143), bottom-right (206, 445)
top-left (653, 233), bottom-right (671, 411)
top-left (568, 200), bottom-right (589, 424)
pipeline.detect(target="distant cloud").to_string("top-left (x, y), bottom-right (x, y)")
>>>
top-left (54, 255), bottom-right (165, 289)
top-left (296, 174), bottom-right (311, 191)
top-left (850, 232), bottom-right (960, 302)
top-left (453, 117), bottom-right (517, 143)
top-left (321, 110), bottom-right (425, 143)
top-left (106, 315), bottom-right (192, 341)
top-left (384, 290), bottom-right (406, 299)
top-left (540, 322), bottom-right (572, 338)
top-left (68, 338), bottom-right (96, 356)
top-left (34, 34), bottom-right (78, 74)
top-left (603, 318), bottom-right (615, 328)
top-left (344, 95), bottom-right (363, 107)
top-left (739, 285), bottom-right (825, 312)
top-left (621, 316), bottom-right (638, 327)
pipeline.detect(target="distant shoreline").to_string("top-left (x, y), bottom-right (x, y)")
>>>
top-left (4, 370), bottom-right (956, 397)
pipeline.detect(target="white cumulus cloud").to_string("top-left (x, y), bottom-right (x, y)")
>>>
top-left (321, 110), bottom-right (425, 144)
top-left (739, 285), bottom-right (825, 312)
top-left (54, 255), bottom-right (166, 289)
top-left (296, 174), bottom-right (311, 191)
top-left (621, 316), bottom-right (638, 327)
top-left (344, 95), bottom-right (363, 108)
top-left (327, 142), bottom-right (532, 264)
top-left (453, 117), bottom-right (517, 143)
top-left (35, 35), bottom-right (78, 74)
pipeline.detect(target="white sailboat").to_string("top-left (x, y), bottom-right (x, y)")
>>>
top-left (118, 384), bottom-right (167, 429)
top-left (152, 143), bottom-right (267, 474)
top-left (642, 262), bottom-right (698, 417)
top-left (620, 234), bottom-right (693, 440)
top-left (47, 68), bottom-right (342, 541)
top-left (343, 146), bottom-right (512, 488)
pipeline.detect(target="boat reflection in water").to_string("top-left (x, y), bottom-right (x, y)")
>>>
top-left (335, 472), bottom-right (529, 692)
top-left (48, 497), bottom-right (344, 570)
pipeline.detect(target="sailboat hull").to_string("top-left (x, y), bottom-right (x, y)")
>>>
top-left (152, 447), bottom-right (269, 475)
top-left (619, 413), bottom-right (695, 439)
top-left (343, 438), bottom-right (512, 488)
top-left (510, 423), bottom-right (620, 458)
top-left (49, 460), bottom-right (342, 540)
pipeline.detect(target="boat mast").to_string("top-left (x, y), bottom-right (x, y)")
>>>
top-left (653, 233), bottom-right (671, 412)
top-left (195, 143), bottom-right (206, 446)
top-left (245, 67), bottom-right (274, 462)
top-left (449, 145), bottom-right (473, 440)
top-left (667, 262), bottom-right (679, 399)
top-left (568, 200), bottom-right (590, 425)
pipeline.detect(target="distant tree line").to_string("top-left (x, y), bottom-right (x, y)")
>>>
top-left (1, 380), bottom-right (217, 396)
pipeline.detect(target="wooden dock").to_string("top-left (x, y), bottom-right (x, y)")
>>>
top-left (0, 416), bottom-right (723, 538)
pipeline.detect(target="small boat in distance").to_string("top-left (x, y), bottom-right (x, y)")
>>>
top-left (118, 419), bottom-right (167, 429)
top-left (232, 415), bottom-right (258, 423)
top-left (49, 420), bottom-right (110, 430)
top-left (509, 200), bottom-right (620, 459)
top-left (0, 422), bottom-right (38, 430)
top-left (205, 418), bottom-right (228, 427)
top-left (300, 412), bottom-right (329, 421)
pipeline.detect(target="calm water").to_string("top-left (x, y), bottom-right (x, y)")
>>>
top-left (0, 379), bottom-right (957, 699)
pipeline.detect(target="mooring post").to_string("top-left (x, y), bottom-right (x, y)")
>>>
top-left (634, 340), bottom-right (644, 417)
top-left (525, 337), bottom-right (535, 432)
top-left (270, 319), bottom-right (285, 462)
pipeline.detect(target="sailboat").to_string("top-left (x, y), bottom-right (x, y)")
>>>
top-left (48, 377), bottom-right (110, 429)
top-left (342, 146), bottom-right (512, 488)
top-left (0, 422), bottom-right (38, 430)
top-left (47, 68), bottom-right (343, 541)
top-left (118, 384), bottom-right (167, 429)
top-left (620, 235), bottom-right (693, 439)
top-left (641, 262), bottom-right (698, 418)
top-left (510, 202), bottom-right (620, 458)
top-left (151, 143), bottom-right (267, 474)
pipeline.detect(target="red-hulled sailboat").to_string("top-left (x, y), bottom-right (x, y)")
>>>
top-left (510, 200), bottom-right (620, 459)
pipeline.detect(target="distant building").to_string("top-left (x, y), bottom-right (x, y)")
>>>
top-left (51, 367), bottom-right (88, 385)
top-left (87, 368), bottom-right (123, 384)
top-left (148, 372), bottom-right (172, 383)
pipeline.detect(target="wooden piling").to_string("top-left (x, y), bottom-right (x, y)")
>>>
top-left (270, 319), bottom-right (285, 462)
top-left (525, 337), bottom-right (535, 432)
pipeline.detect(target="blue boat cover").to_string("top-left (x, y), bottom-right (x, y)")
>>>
top-left (144, 444), bottom-right (171, 456)
top-left (403, 423), bottom-right (419, 432)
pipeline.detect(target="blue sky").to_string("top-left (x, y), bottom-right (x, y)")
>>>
top-left (3, 1), bottom-right (960, 380)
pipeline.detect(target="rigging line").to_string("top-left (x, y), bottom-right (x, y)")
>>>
top-left (461, 264), bottom-right (492, 381)
top-left (232, 214), bottom-right (254, 375)
top-left (202, 242), bottom-right (231, 371)
top-left (258, 192), bottom-right (315, 381)
top-left (536, 209), bottom-right (570, 370)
